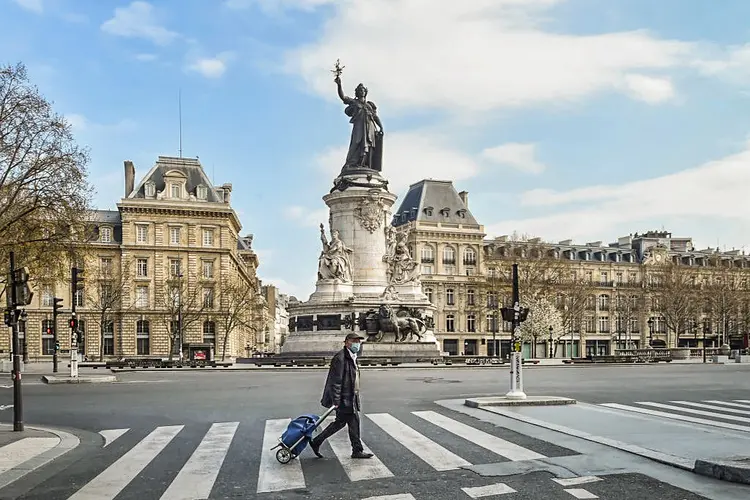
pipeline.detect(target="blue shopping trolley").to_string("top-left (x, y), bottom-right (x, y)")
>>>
top-left (270, 406), bottom-right (336, 464)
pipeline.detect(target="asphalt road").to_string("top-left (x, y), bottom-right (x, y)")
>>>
top-left (0, 363), bottom-right (747, 499)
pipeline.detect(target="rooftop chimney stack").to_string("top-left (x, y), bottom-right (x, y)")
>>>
top-left (124, 160), bottom-right (135, 197)
top-left (458, 190), bottom-right (468, 207)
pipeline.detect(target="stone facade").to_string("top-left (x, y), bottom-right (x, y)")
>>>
top-left (5, 156), bottom-right (268, 361)
top-left (262, 285), bottom-right (291, 354)
top-left (392, 180), bottom-right (750, 358)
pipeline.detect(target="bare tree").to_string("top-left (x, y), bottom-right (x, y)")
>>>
top-left (555, 273), bottom-right (595, 344)
top-left (647, 264), bottom-right (700, 347)
top-left (611, 286), bottom-right (643, 349)
top-left (0, 62), bottom-right (92, 278)
top-left (703, 262), bottom-right (744, 346)
top-left (216, 278), bottom-right (263, 361)
top-left (155, 270), bottom-right (208, 361)
top-left (84, 257), bottom-right (133, 361)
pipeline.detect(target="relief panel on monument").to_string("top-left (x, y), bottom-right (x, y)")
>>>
top-left (317, 314), bottom-right (342, 330)
top-left (297, 315), bottom-right (314, 331)
top-left (355, 190), bottom-right (386, 233)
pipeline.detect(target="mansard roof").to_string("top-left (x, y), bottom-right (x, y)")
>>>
top-left (128, 156), bottom-right (227, 203)
top-left (392, 179), bottom-right (477, 227)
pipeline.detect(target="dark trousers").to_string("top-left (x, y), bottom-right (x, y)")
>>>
top-left (312, 408), bottom-right (363, 453)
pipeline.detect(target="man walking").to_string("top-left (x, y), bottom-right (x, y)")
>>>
top-left (310, 333), bottom-right (373, 459)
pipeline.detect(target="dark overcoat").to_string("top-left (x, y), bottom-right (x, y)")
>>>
top-left (320, 348), bottom-right (359, 412)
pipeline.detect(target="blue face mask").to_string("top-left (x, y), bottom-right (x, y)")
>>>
top-left (349, 343), bottom-right (360, 354)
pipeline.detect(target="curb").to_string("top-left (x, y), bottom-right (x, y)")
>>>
top-left (464, 396), bottom-right (577, 407)
top-left (41, 375), bottom-right (118, 384)
top-left (469, 403), bottom-right (696, 472)
top-left (0, 424), bottom-right (80, 490)
top-left (694, 459), bottom-right (750, 485)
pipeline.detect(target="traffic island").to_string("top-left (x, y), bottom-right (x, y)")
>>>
top-left (465, 396), bottom-right (576, 408)
top-left (41, 375), bottom-right (117, 384)
top-left (694, 458), bottom-right (750, 485)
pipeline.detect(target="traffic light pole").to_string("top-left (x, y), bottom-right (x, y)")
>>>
top-left (9, 252), bottom-right (23, 431)
top-left (52, 298), bottom-right (62, 373)
top-left (506, 263), bottom-right (527, 400)
top-left (70, 267), bottom-right (78, 379)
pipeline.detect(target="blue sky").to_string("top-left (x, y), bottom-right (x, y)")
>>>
top-left (3, 0), bottom-right (750, 300)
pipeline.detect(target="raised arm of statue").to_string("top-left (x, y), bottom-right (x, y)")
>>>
top-left (319, 223), bottom-right (329, 251)
top-left (334, 76), bottom-right (351, 104)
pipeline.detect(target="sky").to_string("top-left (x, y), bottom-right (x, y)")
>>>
top-left (3, 0), bottom-right (750, 300)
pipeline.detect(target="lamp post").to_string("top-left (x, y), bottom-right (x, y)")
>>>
top-left (703, 320), bottom-right (708, 364)
top-left (493, 298), bottom-right (499, 358)
top-left (647, 318), bottom-right (654, 347)
top-left (548, 325), bottom-right (553, 358)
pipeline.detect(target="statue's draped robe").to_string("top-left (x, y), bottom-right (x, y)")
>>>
top-left (343, 97), bottom-right (378, 168)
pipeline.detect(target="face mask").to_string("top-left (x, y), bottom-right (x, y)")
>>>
top-left (349, 343), bottom-right (360, 353)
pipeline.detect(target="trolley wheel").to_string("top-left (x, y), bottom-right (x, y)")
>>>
top-left (276, 448), bottom-right (293, 464)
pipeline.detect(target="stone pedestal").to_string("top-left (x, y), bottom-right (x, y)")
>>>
top-left (281, 169), bottom-right (441, 359)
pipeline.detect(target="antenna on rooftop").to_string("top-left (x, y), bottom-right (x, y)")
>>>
top-left (178, 88), bottom-right (183, 158)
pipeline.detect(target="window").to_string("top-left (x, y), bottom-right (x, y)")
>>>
top-left (136, 225), bottom-right (148, 243)
top-left (203, 288), bottom-right (214, 308)
top-left (170, 227), bottom-right (181, 245)
top-left (616, 272), bottom-right (623, 284)
top-left (197, 185), bottom-right (208, 200)
top-left (467, 289), bottom-right (475, 306)
top-left (464, 247), bottom-right (476, 265)
top-left (75, 288), bottom-right (85, 308)
top-left (629, 318), bottom-right (640, 333)
top-left (446, 288), bottom-right (455, 306)
top-left (628, 272), bottom-right (637, 283)
top-left (486, 313), bottom-right (497, 332)
top-left (585, 271), bottom-right (593, 282)
top-left (421, 265), bottom-right (433, 275)
top-left (136, 320), bottom-right (150, 355)
top-left (42, 286), bottom-right (53, 306)
top-left (136, 258), bottom-right (148, 278)
top-left (600, 272), bottom-right (608, 285)
top-left (443, 246), bottom-right (455, 264)
top-left (420, 246), bottom-right (434, 262)
top-left (136, 286), bottom-right (149, 308)
top-left (424, 287), bottom-right (433, 303)
top-left (203, 321), bottom-right (216, 345)
top-left (446, 314), bottom-right (455, 332)
top-left (103, 320), bottom-right (114, 356)
top-left (202, 229), bottom-right (214, 247)
top-left (170, 259), bottom-right (182, 278)
top-left (584, 317), bottom-right (596, 333)
top-left (598, 316), bottom-right (610, 333)
top-left (41, 319), bottom-right (54, 355)
top-left (443, 264), bottom-right (456, 275)
top-left (487, 291), bottom-right (498, 308)
top-left (101, 227), bottom-right (111, 243)
top-left (100, 258), bottom-right (112, 278)
top-left (171, 183), bottom-right (180, 198)
top-left (202, 261), bottom-right (213, 279)
top-left (467, 314), bottom-right (476, 332)
top-left (145, 182), bottom-right (155, 197)
top-left (598, 294), bottom-right (609, 309)
top-left (170, 287), bottom-right (180, 307)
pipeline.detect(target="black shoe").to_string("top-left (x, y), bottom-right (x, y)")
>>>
top-left (310, 440), bottom-right (324, 458)
top-left (351, 451), bottom-right (373, 459)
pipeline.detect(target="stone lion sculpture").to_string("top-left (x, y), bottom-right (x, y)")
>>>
top-left (375, 304), bottom-right (426, 342)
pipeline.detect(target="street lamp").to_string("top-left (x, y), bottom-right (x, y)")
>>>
top-left (702, 320), bottom-right (709, 364)
top-left (647, 318), bottom-right (654, 347)
top-left (548, 325), bottom-right (553, 358)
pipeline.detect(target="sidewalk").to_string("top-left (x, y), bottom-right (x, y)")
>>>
top-left (0, 362), bottom-right (117, 384)
top-left (467, 399), bottom-right (750, 485)
top-left (0, 423), bottom-right (79, 489)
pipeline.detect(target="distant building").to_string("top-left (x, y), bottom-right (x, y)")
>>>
top-left (7, 156), bottom-right (268, 361)
top-left (262, 285), bottom-right (292, 354)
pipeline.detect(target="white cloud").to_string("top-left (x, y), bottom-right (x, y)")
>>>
top-left (64, 114), bottom-right (137, 135)
top-left (258, 275), bottom-right (313, 300)
top-left (186, 52), bottom-right (234, 78)
top-left (135, 53), bottom-right (158, 62)
top-left (481, 143), bottom-right (545, 174)
top-left (281, 0), bottom-right (695, 116)
top-left (101, 1), bottom-right (178, 46)
top-left (224, 0), bottom-right (335, 11)
top-left (283, 205), bottom-right (328, 228)
top-left (12, 0), bottom-right (43, 13)
top-left (622, 74), bottom-right (675, 103)
top-left (487, 141), bottom-right (750, 249)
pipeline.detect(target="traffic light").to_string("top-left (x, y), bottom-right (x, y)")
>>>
top-left (10, 267), bottom-right (33, 307)
top-left (52, 297), bottom-right (63, 316)
top-left (71, 267), bottom-right (84, 291)
top-left (46, 327), bottom-right (52, 335)
top-left (3, 309), bottom-right (10, 327)
top-left (69, 316), bottom-right (77, 330)
top-left (55, 340), bottom-right (60, 351)
top-left (501, 306), bottom-right (530, 323)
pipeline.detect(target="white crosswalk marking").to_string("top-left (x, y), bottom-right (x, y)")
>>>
top-left (552, 476), bottom-right (602, 487)
top-left (413, 410), bottom-right (545, 461)
top-left (600, 403), bottom-right (750, 432)
top-left (68, 425), bottom-right (183, 500)
top-left (160, 422), bottom-right (239, 500)
top-left (327, 428), bottom-right (394, 481)
top-left (362, 494), bottom-right (416, 500)
top-left (0, 438), bottom-right (58, 475)
top-left (99, 429), bottom-right (129, 448)
top-left (564, 488), bottom-right (598, 499)
top-left (671, 401), bottom-right (750, 415)
top-left (637, 401), bottom-right (750, 423)
top-left (462, 482), bottom-right (516, 497)
top-left (257, 419), bottom-right (306, 493)
top-left (367, 413), bottom-right (471, 471)
top-left (705, 400), bottom-right (750, 410)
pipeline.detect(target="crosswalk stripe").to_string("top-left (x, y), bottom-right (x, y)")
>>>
top-left (462, 482), bottom-right (516, 497)
top-left (327, 427), bottom-right (394, 481)
top-left (362, 495), bottom-right (416, 500)
top-left (600, 403), bottom-right (750, 432)
top-left (637, 402), bottom-right (750, 423)
top-left (367, 413), bottom-right (471, 471)
top-left (705, 400), bottom-right (750, 410)
top-left (68, 425), bottom-right (183, 500)
top-left (552, 476), bottom-right (602, 487)
top-left (0, 438), bottom-right (59, 475)
top-left (671, 401), bottom-right (750, 415)
top-left (564, 488), bottom-right (598, 499)
top-left (257, 419), bottom-right (305, 493)
top-left (99, 429), bottom-right (129, 448)
top-left (160, 422), bottom-right (239, 500)
top-left (735, 400), bottom-right (750, 404)
top-left (413, 411), bottom-right (545, 461)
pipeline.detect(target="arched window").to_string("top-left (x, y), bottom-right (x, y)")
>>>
top-left (424, 287), bottom-right (434, 303)
top-left (598, 294), bottom-right (609, 309)
top-left (136, 320), bottom-right (150, 355)
top-left (464, 247), bottom-right (476, 265)
top-left (446, 288), bottom-right (455, 306)
top-left (203, 321), bottom-right (216, 345)
top-left (446, 314), bottom-right (455, 332)
top-left (443, 246), bottom-right (456, 264)
top-left (420, 245), bottom-right (434, 262)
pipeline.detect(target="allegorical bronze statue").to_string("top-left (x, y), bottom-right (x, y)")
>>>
top-left (332, 59), bottom-right (384, 172)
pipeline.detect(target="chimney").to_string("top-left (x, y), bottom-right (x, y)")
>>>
top-left (124, 161), bottom-right (135, 197)
top-left (458, 190), bottom-right (468, 207)
top-left (221, 183), bottom-right (233, 203)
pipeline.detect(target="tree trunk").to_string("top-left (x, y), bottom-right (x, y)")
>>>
top-left (221, 327), bottom-right (231, 361)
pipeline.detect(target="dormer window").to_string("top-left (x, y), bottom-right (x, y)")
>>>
top-left (197, 184), bottom-right (208, 200)
top-left (456, 209), bottom-right (466, 218)
top-left (439, 207), bottom-right (450, 217)
top-left (423, 206), bottom-right (433, 216)
top-left (171, 183), bottom-right (180, 199)
top-left (100, 227), bottom-right (112, 243)
top-left (145, 181), bottom-right (156, 198)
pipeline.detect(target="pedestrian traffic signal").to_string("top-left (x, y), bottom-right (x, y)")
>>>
top-left (71, 267), bottom-right (84, 290)
top-left (52, 297), bottom-right (63, 315)
top-left (69, 317), bottom-right (77, 330)
top-left (46, 327), bottom-right (52, 335)
top-left (55, 341), bottom-right (60, 351)
top-left (3, 309), bottom-right (10, 327)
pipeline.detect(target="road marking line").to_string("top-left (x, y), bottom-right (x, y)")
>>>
top-left (461, 482), bottom-right (516, 497)
top-left (257, 419), bottom-right (305, 493)
top-left (367, 413), bottom-right (471, 471)
top-left (705, 400), bottom-right (750, 410)
top-left (0, 438), bottom-right (59, 474)
top-left (99, 429), bottom-right (128, 448)
top-left (0, 405), bottom-right (12, 411)
top-left (735, 400), bottom-right (750, 404)
top-left (564, 488), bottom-right (598, 499)
top-left (327, 429), bottom-right (393, 481)
top-left (601, 403), bottom-right (750, 432)
top-left (637, 402), bottom-right (750, 423)
top-left (412, 410), bottom-right (545, 461)
top-left (671, 401), bottom-right (750, 415)
top-left (68, 425), bottom-right (183, 500)
top-left (362, 495), bottom-right (416, 500)
top-left (160, 422), bottom-right (238, 500)
top-left (552, 476), bottom-right (602, 486)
